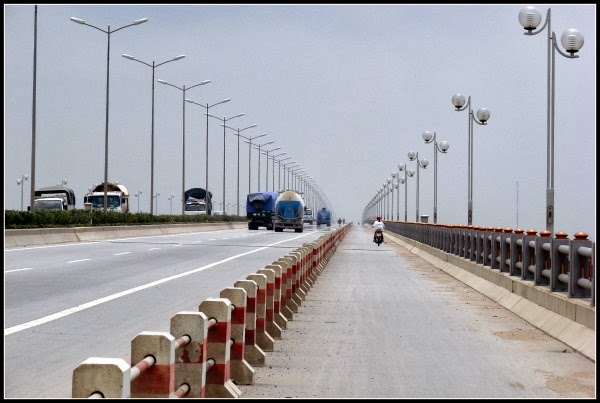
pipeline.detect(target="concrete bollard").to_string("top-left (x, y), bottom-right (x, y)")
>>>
top-left (290, 251), bottom-right (308, 300)
top-left (233, 279), bottom-right (266, 367)
top-left (277, 256), bottom-right (298, 316)
top-left (257, 268), bottom-right (283, 339)
top-left (130, 331), bottom-right (176, 398)
top-left (220, 287), bottom-right (255, 385)
top-left (170, 311), bottom-right (209, 398)
top-left (246, 273), bottom-right (275, 352)
top-left (72, 357), bottom-right (130, 398)
top-left (265, 263), bottom-right (289, 330)
top-left (199, 298), bottom-right (241, 398)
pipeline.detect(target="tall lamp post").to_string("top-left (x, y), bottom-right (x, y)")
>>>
top-left (271, 152), bottom-right (287, 191)
top-left (17, 174), bottom-right (29, 211)
top-left (206, 111), bottom-right (244, 217)
top-left (386, 178), bottom-right (393, 220)
top-left (283, 162), bottom-right (299, 190)
top-left (168, 194), bottom-right (175, 215)
top-left (398, 163), bottom-right (415, 222)
top-left (518, 6), bottom-right (584, 235)
top-left (222, 123), bottom-right (258, 215)
top-left (407, 151), bottom-right (429, 222)
top-left (122, 53), bottom-right (185, 215)
top-left (276, 156), bottom-right (292, 191)
top-left (153, 192), bottom-right (160, 214)
top-left (451, 94), bottom-right (490, 226)
top-left (254, 140), bottom-right (274, 192)
top-left (263, 146), bottom-right (281, 192)
top-left (391, 172), bottom-right (398, 220)
top-left (185, 97), bottom-right (231, 215)
top-left (158, 79), bottom-right (211, 214)
top-left (70, 15), bottom-right (148, 212)
top-left (244, 133), bottom-right (268, 194)
top-left (134, 189), bottom-right (143, 213)
top-left (422, 131), bottom-right (450, 224)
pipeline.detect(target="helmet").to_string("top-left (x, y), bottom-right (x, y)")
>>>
top-left (377, 216), bottom-right (381, 220)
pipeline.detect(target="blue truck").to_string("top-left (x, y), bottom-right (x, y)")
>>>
top-left (316, 207), bottom-right (332, 227)
top-left (273, 190), bottom-right (305, 233)
top-left (246, 191), bottom-right (279, 230)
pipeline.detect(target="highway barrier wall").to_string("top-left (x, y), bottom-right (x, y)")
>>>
top-left (71, 223), bottom-right (350, 398)
top-left (4, 222), bottom-right (247, 249)
top-left (378, 221), bottom-right (595, 362)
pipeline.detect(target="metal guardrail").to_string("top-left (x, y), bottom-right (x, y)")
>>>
top-left (382, 222), bottom-right (595, 307)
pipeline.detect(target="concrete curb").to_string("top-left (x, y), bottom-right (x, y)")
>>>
top-left (5, 222), bottom-right (247, 249)
top-left (384, 230), bottom-right (596, 363)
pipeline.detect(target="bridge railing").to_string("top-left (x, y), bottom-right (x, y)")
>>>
top-left (383, 222), bottom-right (595, 307)
top-left (71, 224), bottom-right (350, 398)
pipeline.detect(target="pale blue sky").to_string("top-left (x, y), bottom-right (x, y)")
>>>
top-left (4, 4), bottom-right (596, 240)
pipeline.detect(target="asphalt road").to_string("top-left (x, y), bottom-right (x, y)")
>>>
top-left (4, 224), bottom-right (329, 398)
top-left (237, 225), bottom-right (596, 399)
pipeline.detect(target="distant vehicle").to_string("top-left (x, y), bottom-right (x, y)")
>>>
top-left (303, 207), bottom-right (314, 225)
top-left (32, 186), bottom-right (76, 211)
top-left (184, 188), bottom-right (213, 215)
top-left (185, 197), bottom-right (207, 215)
top-left (273, 190), bottom-right (304, 233)
top-left (246, 191), bottom-right (278, 230)
top-left (84, 182), bottom-right (129, 213)
top-left (33, 187), bottom-right (76, 211)
top-left (316, 207), bottom-right (332, 227)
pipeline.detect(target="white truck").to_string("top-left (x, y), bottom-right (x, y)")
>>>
top-left (32, 186), bottom-right (77, 211)
top-left (84, 182), bottom-right (130, 213)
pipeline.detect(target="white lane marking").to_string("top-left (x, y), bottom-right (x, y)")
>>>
top-left (114, 252), bottom-right (131, 256)
top-left (5, 232), bottom-right (313, 336)
top-left (148, 248), bottom-right (161, 251)
top-left (6, 267), bottom-right (35, 273)
top-left (193, 241), bottom-right (203, 243)
top-left (66, 259), bottom-right (91, 264)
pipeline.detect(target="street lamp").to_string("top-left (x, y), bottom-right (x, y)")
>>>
top-left (386, 178), bottom-right (392, 220)
top-left (134, 189), bottom-right (143, 213)
top-left (398, 163), bottom-right (415, 222)
top-left (168, 194), bottom-right (175, 215)
top-left (122, 53), bottom-right (185, 215)
top-left (407, 151), bottom-right (429, 222)
top-left (263, 146), bottom-right (281, 192)
top-left (451, 94), bottom-right (490, 225)
top-left (391, 172), bottom-right (398, 220)
top-left (271, 152), bottom-right (287, 191)
top-left (518, 5), bottom-right (584, 235)
top-left (185, 97), bottom-right (231, 215)
top-left (243, 133), bottom-right (268, 194)
top-left (253, 140), bottom-right (275, 191)
top-left (222, 123), bottom-right (258, 215)
top-left (283, 162), bottom-right (299, 190)
top-left (153, 192), bottom-right (160, 214)
top-left (276, 156), bottom-right (292, 191)
top-left (206, 111), bottom-right (244, 217)
top-left (423, 131), bottom-right (450, 224)
top-left (70, 15), bottom-right (148, 212)
top-left (16, 174), bottom-right (29, 211)
top-left (158, 79), bottom-right (211, 215)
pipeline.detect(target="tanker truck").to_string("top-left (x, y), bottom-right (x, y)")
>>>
top-left (273, 190), bottom-right (305, 233)
top-left (84, 182), bottom-right (129, 213)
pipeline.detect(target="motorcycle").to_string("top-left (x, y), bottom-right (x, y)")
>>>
top-left (373, 228), bottom-right (383, 246)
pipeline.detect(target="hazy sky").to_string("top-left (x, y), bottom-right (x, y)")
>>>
top-left (4, 4), bottom-right (596, 240)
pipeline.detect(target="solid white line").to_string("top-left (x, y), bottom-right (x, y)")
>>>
top-left (66, 259), bottom-right (91, 264)
top-left (113, 252), bottom-right (130, 256)
top-left (6, 267), bottom-right (35, 273)
top-left (4, 232), bottom-right (312, 336)
top-left (148, 248), bottom-right (161, 251)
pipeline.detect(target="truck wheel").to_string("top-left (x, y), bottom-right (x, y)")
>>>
top-left (267, 224), bottom-right (273, 230)
top-left (275, 227), bottom-right (283, 232)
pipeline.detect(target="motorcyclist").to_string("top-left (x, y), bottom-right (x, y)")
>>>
top-left (372, 216), bottom-right (385, 243)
